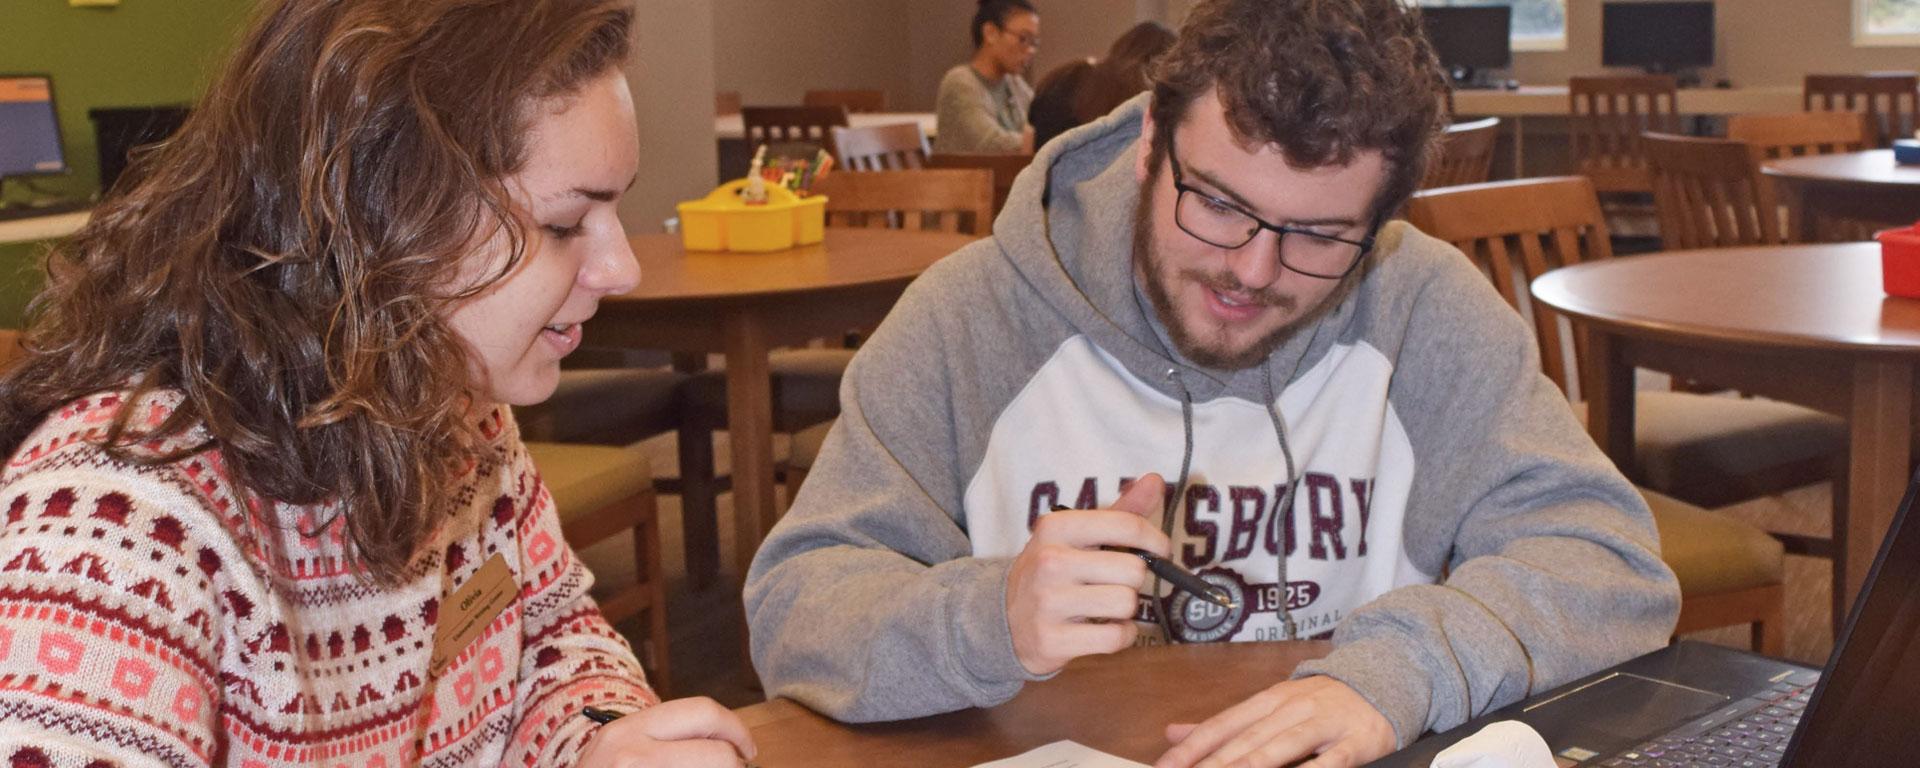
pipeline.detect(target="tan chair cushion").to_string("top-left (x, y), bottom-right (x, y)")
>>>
top-left (514, 368), bottom-right (683, 445)
top-left (1574, 391), bottom-right (1845, 507)
top-left (686, 348), bottom-right (851, 432)
top-left (525, 442), bottom-right (653, 528)
top-left (1643, 487), bottom-right (1784, 597)
top-left (789, 420), bottom-right (835, 471)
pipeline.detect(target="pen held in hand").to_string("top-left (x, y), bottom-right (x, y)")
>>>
top-left (1050, 504), bottom-right (1238, 610)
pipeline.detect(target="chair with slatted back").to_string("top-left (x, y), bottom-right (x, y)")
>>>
top-left (1407, 176), bottom-right (1851, 652)
top-left (924, 152), bottom-right (1033, 217)
top-left (1642, 132), bottom-right (1783, 251)
top-left (830, 123), bottom-right (930, 171)
top-left (804, 89), bottom-right (887, 114)
top-left (1569, 76), bottom-right (1681, 195)
top-left (1420, 117), bottom-right (1500, 190)
top-left (1804, 72), bottom-right (1920, 147)
top-left (715, 91), bottom-right (741, 116)
top-left (686, 170), bottom-right (996, 513)
top-left (1727, 111), bottom-right (1875, 160)
top-left (741, 105), bottom-right (849, 157)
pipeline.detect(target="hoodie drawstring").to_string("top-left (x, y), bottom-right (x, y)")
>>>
top-left (1159, 368), bottom-right (1197, 646)
top-left (1264, 369), bottom-right (1302, 642)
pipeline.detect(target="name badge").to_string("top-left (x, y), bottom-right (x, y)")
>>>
top-left (430, 552), bottom-right (516, 676)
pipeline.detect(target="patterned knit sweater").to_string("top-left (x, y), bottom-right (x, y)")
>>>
top-left (0, 391), bottom-right (659, 766)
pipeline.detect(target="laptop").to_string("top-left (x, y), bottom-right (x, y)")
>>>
top-left (1375, 465), bottom-right (1920, 767)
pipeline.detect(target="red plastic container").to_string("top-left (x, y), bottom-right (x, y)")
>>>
top-left (1878, 224), bottom-right (1920, 298)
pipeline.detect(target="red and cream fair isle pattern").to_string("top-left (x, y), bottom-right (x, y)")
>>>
top-left (0, 392), bottom-right (658, 766)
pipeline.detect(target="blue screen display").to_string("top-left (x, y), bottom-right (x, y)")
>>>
top-left (0, 76), bottom-right (68, 177)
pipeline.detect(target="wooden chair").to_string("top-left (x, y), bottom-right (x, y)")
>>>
top-left (804, 89), bottom-right (887, 114)
top-left (0, 329), bottom-right (21, 370)
top-left (1804, 72), bottom-right (1920, 147)
top-left (925, 152), bottom-right (1033, 217)
top-left (741, 105), bottom-right (849, 157)
top-left (715, 91), bottom-right (741, 116)
top-left (1569, 76), bottom-right (1681, 194)
top-left (813, 168), bottom-right (995, 235)
top-left (1641, 132), bottom-right (1783, 251)
top-left (831, 123), bottom-right (930, 171)
top-left (1420, 117), bottom-right (1500, 190)
top-left (1727, 111), bottom-right (1875, 160)
top-left (526, 441), bottom-right (671, 695)
top-left (1407, 176), bottom-right (1853, 652)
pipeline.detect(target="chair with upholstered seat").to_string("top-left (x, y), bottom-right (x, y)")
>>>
top-left (524, 441), bottom-right (671, 695)
top-left (804, 89), bottom-right (887, 114)
top-left (1641, 132), bottom-right (1783, 250)
top-left (926, 152), bottom-right (1033, 217)
top-left (687, 169), bottom-right (995, 515)
top-left (1406, 176), bottom-right (1851, 651)
top-left (1420, 117), bottom-right (1500, 190)
top-left (831, 123), bottom-right (930, 171)
top-left (1804, 72), bottom-right (1919, 148)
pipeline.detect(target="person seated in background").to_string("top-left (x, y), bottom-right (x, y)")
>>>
top-left (1029, 20), bottom-right (1177, 151)
top-left (0, 1), bottom-right (753, 766)
top-left (745, 1), bottom-right (1679, 766)
top-left (937, 0), bottom-right (1041, 154)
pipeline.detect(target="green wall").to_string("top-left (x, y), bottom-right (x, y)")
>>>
top-left (0, 0), bottom-right (256, 328)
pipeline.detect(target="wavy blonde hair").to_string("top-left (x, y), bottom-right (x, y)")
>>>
top-left (0, 0), bottom-right (634, 583)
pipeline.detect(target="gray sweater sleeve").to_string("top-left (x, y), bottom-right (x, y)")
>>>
top-left (743, 261), bottom-right (1041, 722)
top-left (1291, 252), bottom-right (1682, 746)
top-left (935, 66), bottom-right (1026, 154)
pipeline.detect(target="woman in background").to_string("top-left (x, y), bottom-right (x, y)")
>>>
top-left (0, 0), bottom-right (753, 765)
top-left (936, 0), bottom-right (1041, 154)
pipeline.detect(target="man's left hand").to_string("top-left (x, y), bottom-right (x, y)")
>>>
top-left (1154, 675), bottom-right (1395, 768)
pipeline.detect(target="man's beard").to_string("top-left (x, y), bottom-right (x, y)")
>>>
top-left (1132, 173), bottom-right (1301, 371)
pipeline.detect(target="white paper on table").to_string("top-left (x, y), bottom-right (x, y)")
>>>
top-left (969, 739), bottom-right (1153, 768)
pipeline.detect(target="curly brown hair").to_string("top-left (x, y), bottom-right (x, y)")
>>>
top-left (1147, 0), bottom-right (1447, 220)
top-left (0, 0), bottom-right (634, 584)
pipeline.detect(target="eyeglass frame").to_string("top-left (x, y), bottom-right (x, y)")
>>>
top-left (1164, 132), bottom-right (1383, 280)
top-left (992, 23), bottom-right (1040, 50)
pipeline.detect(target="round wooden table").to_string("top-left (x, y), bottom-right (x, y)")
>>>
top-left (588, 228), bottom-right (979, 585)
top-left (1763, 149), bottom-right (1920, 240)
top-left (1531, 242), bottom-right (1920, 616)
top-left (735, 641), bottom-right (1331, 767)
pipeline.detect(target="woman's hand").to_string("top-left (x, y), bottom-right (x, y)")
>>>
top-left (575, 697), bottom-right (758, 767)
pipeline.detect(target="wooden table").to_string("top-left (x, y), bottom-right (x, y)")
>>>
top-left (1451, 85), bottom-right (1802, 178)
top-left (590, 229), bottom-right (978, 582)
top-left (1532, 243), bottom-right (1920, 616)
top-left (1764, 150), bottom-right (1920, 241)
top-left (736, 641), bottom-right (1331, 767)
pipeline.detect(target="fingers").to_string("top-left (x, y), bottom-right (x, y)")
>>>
top-left (1155, 692), bottom-right (1285, 768)
top-left (1165, 723), bottom-right (1198, 743)
top-left (1196, 704), bottom-right (1327, 768)
top-left (1110, 473), bottom-right (1167, 518)
top-left (1031, 509), bottom-right (1171, 555)
top-left (1023, 619), bottom-right (1139, 664)
top-left (1033, 584), bottom-right (1144, 624)
top-left (632, 739), bottom-right (750, 768)
top-left (625, 697), bottom-right (757, 760)
top-left (1031, 547), bottom-right (1152, 591)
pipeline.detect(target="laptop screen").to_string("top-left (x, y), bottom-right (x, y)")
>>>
top-left (1784, 465), bottom-right (1920, 763)
top-left (0, 75), bottom-right (68, 178)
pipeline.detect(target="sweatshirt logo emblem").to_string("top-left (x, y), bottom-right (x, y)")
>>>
top-left (1168, 568), bottom-right (1249, 643)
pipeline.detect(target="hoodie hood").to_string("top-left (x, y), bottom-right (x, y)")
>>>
top-left (988, 93), bottom-right (1389, 404)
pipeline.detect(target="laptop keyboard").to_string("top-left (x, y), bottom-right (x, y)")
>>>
top-left (1600, 672), bottom-right (1818, 768)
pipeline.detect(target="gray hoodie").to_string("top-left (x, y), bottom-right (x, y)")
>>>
top-left (743, 96), bottom-right (1680, 746)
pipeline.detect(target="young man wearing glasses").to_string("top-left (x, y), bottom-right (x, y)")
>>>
top-left (747, 1), bottom-right (1680, 766)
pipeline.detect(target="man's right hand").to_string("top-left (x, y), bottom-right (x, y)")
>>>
top-left (1005, 473), bottom-right (1172, 676)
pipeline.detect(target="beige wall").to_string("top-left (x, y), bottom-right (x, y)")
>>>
top-left (624, 1), bottom-right (718, 234)
top-left (712, 0), bottom-right (915, 110)
top-left (1511, 0), bottom-right (1919, 88)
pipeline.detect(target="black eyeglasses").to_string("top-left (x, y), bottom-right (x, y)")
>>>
top-left (1165, 133), bottom-right (1380, 280)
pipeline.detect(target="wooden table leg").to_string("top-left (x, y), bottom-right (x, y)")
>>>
top-left (1842, 359), bottom-right (1913, 615)
top-left (1582, 330), bottom-right (1637, 475)
top-left (722, 312), bottom-right (778, 579)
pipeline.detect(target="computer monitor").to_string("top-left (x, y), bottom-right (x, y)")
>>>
top-left (1601, 2), bottom-right (1714, 76)
top-left (1421, 5), bottom-right (1512, 87)
top-left (0, 74), bottom-right (69, 181)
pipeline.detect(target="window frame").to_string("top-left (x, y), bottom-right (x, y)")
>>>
top-left (1855, 0), bottom-right (1920, 48)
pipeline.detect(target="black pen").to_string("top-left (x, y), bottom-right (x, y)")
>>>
top-left (1052, 505), bottom-right (1238, 609)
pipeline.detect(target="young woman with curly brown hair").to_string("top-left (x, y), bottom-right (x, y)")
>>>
top-left (0, 1), bottom-right (753, 765)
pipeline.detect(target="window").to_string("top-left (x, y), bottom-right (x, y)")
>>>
top-left (1417, 0), bottom-right (1567, 52)
top-left (1856, 0), bottom-right (1920, 47)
